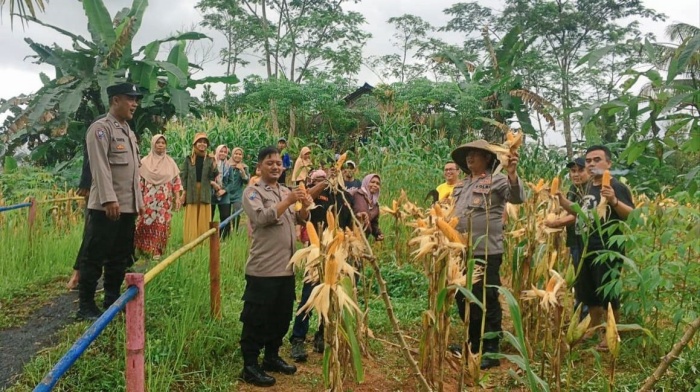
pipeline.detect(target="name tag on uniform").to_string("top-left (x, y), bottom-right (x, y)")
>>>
top-left (474, 184), bottom-right (491, 194)
top-left (116, 144), bottom-right (126, 150)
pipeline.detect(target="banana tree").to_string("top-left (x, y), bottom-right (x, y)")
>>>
top-left (0, 0), bottom-right (238, 165)
top-left (577, 30), bottom-right (700, 193)
top-left (443, 25), bottom-right (558, 143)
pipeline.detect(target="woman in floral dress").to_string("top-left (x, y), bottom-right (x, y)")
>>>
top-left (135, 134), bottom-right (183, 260)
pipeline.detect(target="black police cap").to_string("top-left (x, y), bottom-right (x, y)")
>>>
top-left (107, 83), bottom-right (144, 98)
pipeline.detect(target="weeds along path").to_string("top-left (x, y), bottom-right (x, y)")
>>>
top-left (0, 290), bottom-right (78, 389)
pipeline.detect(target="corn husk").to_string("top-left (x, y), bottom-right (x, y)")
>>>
top-left (605, 303), bottom-right (621, 358)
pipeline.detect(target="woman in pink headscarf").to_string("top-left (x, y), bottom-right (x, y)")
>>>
top-left (352, 173), bottom-right (384, 241)
top-left (134, 134), bottom-right (183, 259)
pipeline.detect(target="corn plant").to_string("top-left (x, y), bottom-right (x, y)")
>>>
top-left (289, 213), bottom-right (365, 391)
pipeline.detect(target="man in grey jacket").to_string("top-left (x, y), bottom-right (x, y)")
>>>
top-left (77, 83), bottom-right (144, 321)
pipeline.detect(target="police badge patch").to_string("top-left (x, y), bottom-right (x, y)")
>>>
top-left (248, 191), bottom-right (258, 200)
top-left (96, 130), bottom-right (105, 139)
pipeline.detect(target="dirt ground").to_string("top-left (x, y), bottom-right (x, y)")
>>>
top-left (0, 290), bottom-right (78, 389)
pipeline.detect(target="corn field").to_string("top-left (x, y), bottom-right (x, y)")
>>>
top-left (1, 113), bottom-right (699, 391)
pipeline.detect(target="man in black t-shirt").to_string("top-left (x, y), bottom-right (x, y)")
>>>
top-left (557, 145), bottom-right (634, 344)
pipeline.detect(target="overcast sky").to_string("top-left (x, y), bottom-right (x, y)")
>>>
top-left (1, 0), bottom-right (698, 141)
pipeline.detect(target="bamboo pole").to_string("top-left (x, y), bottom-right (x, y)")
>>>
top-left (638, 316), bottom-right (700, 392)
top-left (144, 228), bottom-right (217, 284)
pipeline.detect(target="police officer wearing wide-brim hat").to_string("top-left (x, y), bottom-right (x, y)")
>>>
top-left (449, 139), bottom-right (525, 369)
top-left (77, 82), bottom-right (145, 321)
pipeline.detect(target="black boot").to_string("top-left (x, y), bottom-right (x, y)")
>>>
top-left (240, 364), bottom-right (275, 387)
top-left (313, 331), bottom-right (324, 353)
top-left (290, 338), bottom-right (308, 362)
top-left (480, 338), bottom-right (500, 370)
top-left (262, 356), bottom-right (297, 375)
top-left (76, 298), bottom-right (102, 321)
top-left (103, 292), bottom-right (120, 310)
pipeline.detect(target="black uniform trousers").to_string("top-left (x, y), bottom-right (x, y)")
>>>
top-left (456, 254), bottom-right (503, 354)
top-left (240, 275), bottom-right (295, 366)
top-left (79, 210), bottom-right (136, 308)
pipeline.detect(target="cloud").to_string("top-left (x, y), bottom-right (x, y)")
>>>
top-left (0, 0), bottom-right (697, 102)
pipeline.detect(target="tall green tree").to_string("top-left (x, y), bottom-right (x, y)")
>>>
top-left (444, 0), bottom-right (664, 156)
top-left (370, 14), bottom-right (434, 83)
top-left (196, 0), bottom-right (257, 103)
top-left (213, 0), bottom-right (370, 83)
top-left (497, 0), bottom-right (664, 157)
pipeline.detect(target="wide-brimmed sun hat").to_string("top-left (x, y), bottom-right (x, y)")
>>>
top-left (450, 139), bottom-right (498, 173)
top-left (192, 132), bottom-right (209, 146)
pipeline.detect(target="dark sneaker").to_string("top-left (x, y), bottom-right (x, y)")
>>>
top-left (313, 333), bottom-right (324, 353)
top-left (262, 357), bottom-right (297, 375)
top-left (240, 364), bottom-right (275, 387)
top-left (290, 338), bottom-right (308, 362)
top-left (480, 356), bottom-right (500, 370)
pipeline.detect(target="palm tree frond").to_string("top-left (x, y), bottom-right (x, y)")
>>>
top-left (509, 89), bottom-right (558, 128)
top-left (666, 22), bottom-right (700, 43)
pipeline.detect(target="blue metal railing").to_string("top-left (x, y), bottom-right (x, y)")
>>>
top-left (0, 202), bottom-right (32, 213)
top-left (218, 208), bottom-right (243, 230)
top-left (34, 286), bottom-right (139, 392)
top-left (32, 207), bottom-right (246, 391)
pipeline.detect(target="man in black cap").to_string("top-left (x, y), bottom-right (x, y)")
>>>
top-left (557, 145), bottom-right (634, 349)
top-left (342, 160), bottom-right (361, 191)
top-left (76, 82), bottom-right (145, 321)
top-left (277, 137), bottom-right (291, 185)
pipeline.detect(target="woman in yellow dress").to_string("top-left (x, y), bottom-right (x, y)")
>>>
top-left (179, 133), bottom-right (220, 244)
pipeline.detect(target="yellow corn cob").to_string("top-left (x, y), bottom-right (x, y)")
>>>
top-left (602, 170), bottom-right (611, 187)
top-left (306, 220), bottom-right (319, 247)
top-left (326, 209), bottom-right (336, 231)
top-left (536, 178), bottom-right (545, 192)
top-left (295, 182), bottom-right (306, 211)
top-left (550, 177), bottom-right (560, 195)
top-left (437, 219), bottom-right (463, 244)
top-left (508, 130), bottom-right (523, 152)
top-left (335, 152), bottom-right (347, 170)
top-left (432, 204), bottom-right (443, 218)
top-left (447, 216), bottom-right (459, 228)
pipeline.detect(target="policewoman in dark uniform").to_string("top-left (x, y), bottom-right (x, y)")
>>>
top-left (77, 83), bottom-right (145, 321)
top-left (450, 139), bottom-right (524, 369)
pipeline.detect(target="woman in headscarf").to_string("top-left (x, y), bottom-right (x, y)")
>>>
top-left (180, 133), bottom-right (219, 244)
top-left (228, 147), bottom-right (250, 231)
top-left (352, 173), bottom-right (384, 241)
top-left (291, 146), bottom-right (312, 185)
top-left (134, 134), bottom-right (182, 260)
top-left (211, 145), bottom-right (233, 238)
